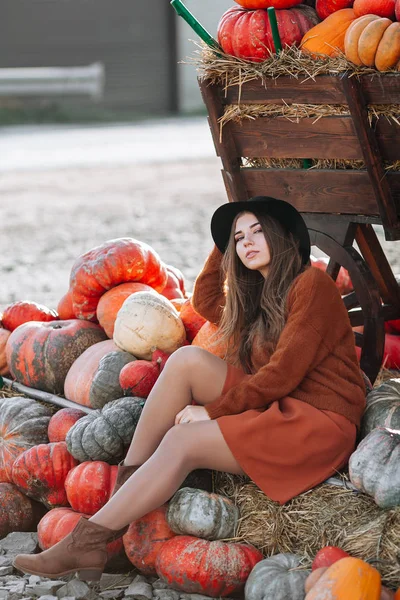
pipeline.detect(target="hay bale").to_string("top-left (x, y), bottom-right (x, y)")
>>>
top-left (213, 473), bottom-right (400, 588)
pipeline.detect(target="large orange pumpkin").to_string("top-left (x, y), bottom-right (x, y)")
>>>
top-left (123, 505), bottom-right (176, 576)
top-left (1, 300), bottom-right (58, 332)
top-left (155, 536), bottom-right (263, 597)
top-left (0, 482), bottom-right (46, 538)
top-left (305, 556), bottom-right (381, 599)
top-left (0, 328), bottom-right (11, 376)
top-left (11, 441), bottom-right (79, 509)
top-left (37, 507), bottom-right (123, 559)
top-left (69, 238), bottom-right (168, 321)
top-left (192, 321), bottom-right (228, 359)
top-left (64, 339), bottom-right (136, 408)
top-left (6, 319), bottom-right (107, 394)
top-left (96, 282), bottom-right (154, 338)
top-left (301, 8), bottom-right (357, 57)
top-left (345, 17), bottom-right (400, 71)
top-left (65, 461), bottom-right (118, 515)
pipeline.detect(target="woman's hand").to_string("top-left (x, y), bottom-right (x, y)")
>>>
top-left (175, 405), bottom-right (211, 425)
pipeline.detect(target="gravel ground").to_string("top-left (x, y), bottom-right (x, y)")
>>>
top-left (0, 157), bottom-right (399, 314)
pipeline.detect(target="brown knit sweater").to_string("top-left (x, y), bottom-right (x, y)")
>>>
top-left (191, 246), bottom-right (366, 426)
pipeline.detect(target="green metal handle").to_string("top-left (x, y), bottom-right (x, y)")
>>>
top-left (170, 0), bottom-right (221, 51)
top-left (267, 7), bottom-right (282, 54)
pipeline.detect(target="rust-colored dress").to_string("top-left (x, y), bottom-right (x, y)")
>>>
top-left (191, 246), bottom-right (366, 505)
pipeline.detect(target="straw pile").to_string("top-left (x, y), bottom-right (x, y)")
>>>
top-left (213, 472), bottom-right (400, 587)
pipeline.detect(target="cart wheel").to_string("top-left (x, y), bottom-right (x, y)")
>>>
top-left (309, 229), bottom-right (384, 385)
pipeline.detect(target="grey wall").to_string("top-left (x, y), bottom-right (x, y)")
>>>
top-left (176, 0), bottom-right (233, 113)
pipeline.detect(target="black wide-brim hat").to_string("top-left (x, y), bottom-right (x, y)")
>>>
top-left (211, 196), bottom-right (311, 265)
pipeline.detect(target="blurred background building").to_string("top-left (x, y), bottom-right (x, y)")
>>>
top-left (0, 0), bottom-right (232, 122)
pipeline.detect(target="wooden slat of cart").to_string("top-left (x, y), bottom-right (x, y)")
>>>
top-left (239, 168), bottom-right (400, 215)
top-left (219, 74), bottom-right (400, 105)
top-left (226, 118), bottom-right (400, 161)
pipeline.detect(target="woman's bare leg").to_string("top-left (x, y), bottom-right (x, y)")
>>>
top-left (91, 420), bottom-right (244, 531)
top-left (123, 346), bottom-right (228, 466)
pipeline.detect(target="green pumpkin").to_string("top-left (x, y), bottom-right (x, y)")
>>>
top-left (65, 396), bottom-right (144, 464)
top-left (361, 378), bottom-right (400, 439)
top-left (349, 427), bottom-right (400, 508)
top-left (167, 487), bottom-right (239, 540)
top-left (245, 553), bottom-right (310, 600)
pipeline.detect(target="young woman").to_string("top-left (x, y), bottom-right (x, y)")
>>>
top-left (13, 196), bottom-right (366, 581)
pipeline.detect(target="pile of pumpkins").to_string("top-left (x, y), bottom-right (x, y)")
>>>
top-left (217, 0), bottom-right (400, 71)
top-left (0, 236), bottom-right (399, 598)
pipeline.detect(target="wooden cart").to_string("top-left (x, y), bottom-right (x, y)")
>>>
top-left (199, 72), bottom-right (400, 384)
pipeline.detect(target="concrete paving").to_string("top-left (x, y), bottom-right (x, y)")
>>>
top-left (0, 116), bottom-right (215, 172)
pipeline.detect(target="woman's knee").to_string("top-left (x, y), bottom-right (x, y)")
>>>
top-left (164, 346), bottom-right (210, 373)
top-left (159, 425), bottom-right (200, 470)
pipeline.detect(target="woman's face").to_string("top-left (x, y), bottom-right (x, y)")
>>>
top-left (234, 212), bottom-right (271, 278)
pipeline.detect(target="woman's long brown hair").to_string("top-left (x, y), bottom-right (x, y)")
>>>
top-left (217, 210), bottom-right (305, 373)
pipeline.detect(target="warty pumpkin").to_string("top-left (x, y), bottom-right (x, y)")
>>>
top-left (96, 282), bottom-right (154, 338)
top-left (48, 407), bottom-right (86, 443)
top-left (69, 238), bottom-right (168, 321)
top-left (218, 5), bottom-right (320, 61)
top-left (360, 378), bottom-right (400, 438)
top-left (64, 461), bottom-right (118, 515)
top-left (64, 339), bottom-right (136, 409)
top-left (0, 482), bottom-right (46, 539)
top-left (0, 396), bottom-right (51, 483)
top-left (123, 504), bottom-right (176, 576)
top-left (6, 319), bottom-right (107, 394)
top-left (1, 300), bottom-right (58, 331)
top-left (11, 441), bottom-right (79, 509)
top-left (155, 535), bottom-right (263, 597)
top-left (65, 396), bottom-right (145, 463)
top-left (349, 427), bottom-right (400, 508)
top-left (166, 487), bottom-right (239, 541)
top-left (114, 291), bottom-right (186, 360)
top-left (0, 327), bottom-right (10, 376)
top-left (301, 8), bottom-right (357, 57)
top-left (245, 553), bottom-right (310, 600)
top-left (304, 556), bottom-right (381, 599)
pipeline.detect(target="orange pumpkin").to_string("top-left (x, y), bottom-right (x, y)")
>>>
top-left (48, 407), bottom-right (86, 443)
top-left (123, 504), bottom-right (176, 576)
top-left (65, 461), bottom-right (118, 515)
top-left (305, 556), bottom-right (381, 599)
top-left (160, 270), bottom-right (185, 301)
top-left (96, 282), bottom-right (154, 338)
top-left (1, 300), bottom-right (58, 331)
top-left (394, 588), bottom-right (400, 599)
top-left (344, 14), bottom-right (380, 64)
top-left (191, 321), bottom-right (228, 359)
top-left (180, 299), bottom-right (207, 342)
top-left (353, 0), bottom-right (396, 18)
top-left (358, 17), bottom-right (392, 66)
top-left (57, 291), bottom-right (76, 320)
top-left (70, 238), bottom-right (168, 321)
top-left (301, 8), bottom-right (357, 57)
top-left (0, 328), bottom-right (11, 376)
top-left (374, 22), bottom-right (400, 71)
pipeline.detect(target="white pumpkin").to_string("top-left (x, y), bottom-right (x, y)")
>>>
top-left (113, 291), bottom-right (186, 359)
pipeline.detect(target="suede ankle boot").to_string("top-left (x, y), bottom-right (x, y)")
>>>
top-left (110, 461), bottom-right (139, 497)
top-left (13, 517), bottom-right (126, 582)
